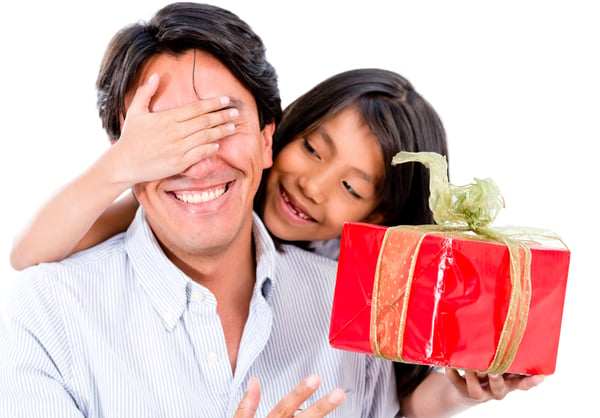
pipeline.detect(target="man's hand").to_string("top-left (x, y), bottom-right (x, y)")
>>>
top-left (233, 375), bottom-right (346, 418)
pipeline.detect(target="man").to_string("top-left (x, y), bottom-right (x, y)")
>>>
top-left (0, 3), bottom-right (398, 417)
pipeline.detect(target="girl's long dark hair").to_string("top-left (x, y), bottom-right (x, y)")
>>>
top-left (255, 68), bottom-right (448, 240)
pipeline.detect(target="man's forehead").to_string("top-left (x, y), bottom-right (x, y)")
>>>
top-left (137, 50), bottom-right (251, 113)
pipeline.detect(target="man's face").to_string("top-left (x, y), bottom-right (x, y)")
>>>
top-left (131, 50), bottom-right (274, 261)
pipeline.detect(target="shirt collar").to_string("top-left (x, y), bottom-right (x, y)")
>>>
top-left (125, 209), bottom-right (277, 330)
top-left (125, 209), bottom-right (189, 331)
top-left (252, 212), bottom-right (276, 300)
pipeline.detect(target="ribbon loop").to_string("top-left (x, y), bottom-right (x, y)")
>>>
top-left (391, 152), bottom-right (505, 231)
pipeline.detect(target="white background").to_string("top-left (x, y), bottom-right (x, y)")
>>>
top-left (1, 1), bottom-right (597, 416)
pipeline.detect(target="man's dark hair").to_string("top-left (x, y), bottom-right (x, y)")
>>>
top-left (96, 2), bottom-right (281, 141)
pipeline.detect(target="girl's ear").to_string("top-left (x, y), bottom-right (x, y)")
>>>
top-left (363, 211), bottom-right (385, 225)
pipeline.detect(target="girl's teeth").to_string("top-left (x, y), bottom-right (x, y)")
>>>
top-left (281, 189), bottom-right (311, 220)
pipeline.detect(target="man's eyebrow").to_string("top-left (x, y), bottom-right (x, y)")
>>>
top-left (227, 97), bottom-right (245, 109)
top-left (194, 94), bottom-right (245, 110)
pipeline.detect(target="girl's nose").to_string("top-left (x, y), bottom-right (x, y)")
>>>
top-left (298, 170), bottom-right (334, 204)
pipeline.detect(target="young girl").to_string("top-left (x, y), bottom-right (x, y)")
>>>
top-left (10, 68), bottom-right (542, 417)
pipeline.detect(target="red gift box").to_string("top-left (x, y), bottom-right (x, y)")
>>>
top-left (328, 221), bottom-right (570, 375)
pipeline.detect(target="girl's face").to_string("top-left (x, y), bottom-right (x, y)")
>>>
top-left (263, 107), bottom-right (385, 242)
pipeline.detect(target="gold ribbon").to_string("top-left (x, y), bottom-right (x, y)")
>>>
top-left (369, 152), bottom-right (566, 373)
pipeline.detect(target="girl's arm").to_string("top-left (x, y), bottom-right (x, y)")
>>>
top-left (400, 368), bottom-right (544, 418)
top-left (74, 192), bottom-right (139, 253)
top-left (10, 156), bottom-right (139, 270)
top-left (10, 73), bottom-right (239, 270)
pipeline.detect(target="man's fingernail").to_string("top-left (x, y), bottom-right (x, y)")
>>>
top-left (328, 389), bottom-right (345, 404)
top-left (305, 375), bottom-right (320, 389)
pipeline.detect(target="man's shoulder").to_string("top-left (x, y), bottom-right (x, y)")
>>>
top-left (276, 243), bottom-right (338, 279)
top-left (279, 243), bottom-right (337, 264)
top-left (6, 234), bottom-right (128, 304)
top-left (65, 232), bottom-right (127, 266)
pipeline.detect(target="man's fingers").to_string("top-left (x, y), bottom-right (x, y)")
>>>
top-left (267, 375), bottom-right (346, 418)
top-left (233, 376), bottom-right (261, 418)
top-left (297, 388), bottom-right (346, 417)
top-left (267, 375), bottom-right (322, 417)
top-left (232, 375), bottom-right (346, 418)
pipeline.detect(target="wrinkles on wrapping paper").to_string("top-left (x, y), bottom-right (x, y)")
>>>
top-left (426, 237), bottom-right (482, 362)
top-left (428, 238), bottom-right (453, 358)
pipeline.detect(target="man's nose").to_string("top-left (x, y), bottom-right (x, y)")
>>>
top-left (180, 155), bottom-right (218, 177)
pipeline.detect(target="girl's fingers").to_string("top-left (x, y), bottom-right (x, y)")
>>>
top-left (180, 143), bottom-right (221, 168)
top-left (487, 374), bottom-right (508, 400)
top-left (178, 105), bottom-right (239, 140)
top-left (463, 371), bottom-right (488, 401)
top-left (448, 369), bottom-right (545, 405)
top-left (128, 73), bottom-right (161, 114)
top-left (172, 95), bottom-right (233, 123)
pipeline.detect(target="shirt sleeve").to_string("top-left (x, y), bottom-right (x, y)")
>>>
top-left (0, 270), bottom-right (84, 417)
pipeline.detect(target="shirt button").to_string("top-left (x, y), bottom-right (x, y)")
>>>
top-left (191, 290), bottom-right (204, 303)
top-left (206, 351), bottom-right (219, 364)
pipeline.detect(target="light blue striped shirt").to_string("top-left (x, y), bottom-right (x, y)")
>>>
top-left (0, 210), bottom-right (399, 417)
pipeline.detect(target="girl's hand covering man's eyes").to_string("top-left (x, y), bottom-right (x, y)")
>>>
top-left (110, 72), bottom-right (239, 187)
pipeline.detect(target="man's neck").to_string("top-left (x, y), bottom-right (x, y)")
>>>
top-left (161, 228), bottom-right (256, 373)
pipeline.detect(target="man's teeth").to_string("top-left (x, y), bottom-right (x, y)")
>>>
top-left (175, 186), bottom-right (225, 203)
top-left (281, 189), bottom-right (311, 220)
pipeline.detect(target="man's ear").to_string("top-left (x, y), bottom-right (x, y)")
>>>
top-left (261, 122), bottom-right (275, 169)
top-left (363, 211), bottom-right (385, 225)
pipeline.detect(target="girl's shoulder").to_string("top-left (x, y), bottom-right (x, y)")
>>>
top-left (308, 238), bottom-right (341, 260)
